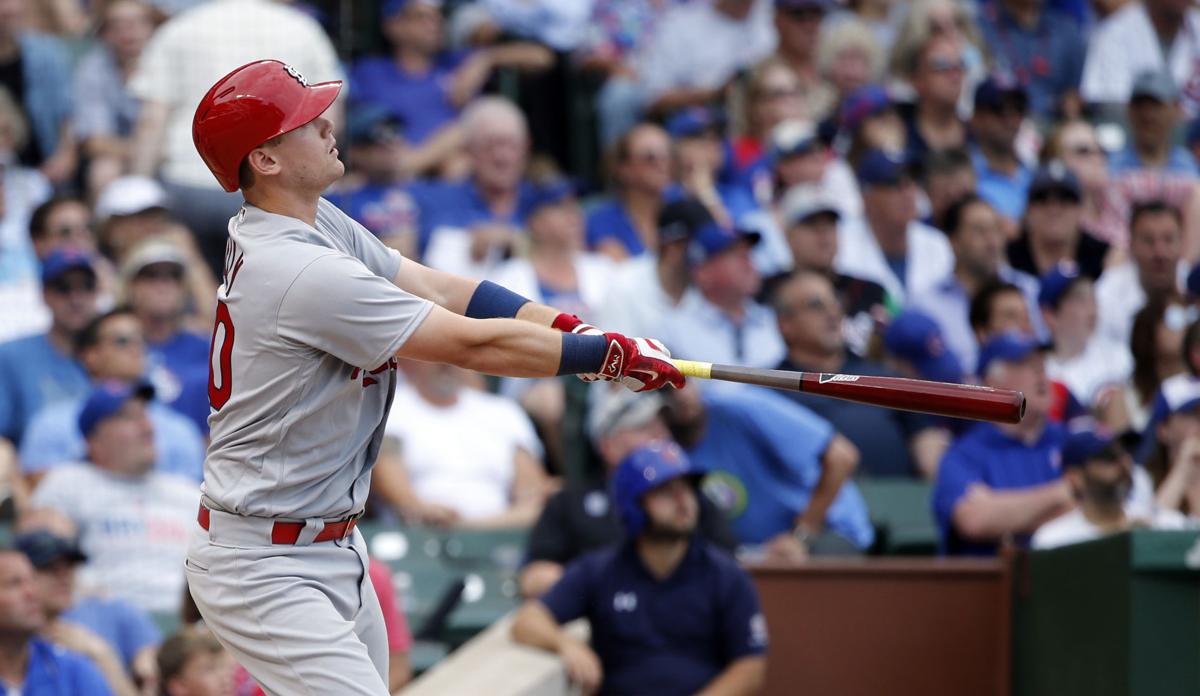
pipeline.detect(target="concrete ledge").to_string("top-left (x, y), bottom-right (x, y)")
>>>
top-left (403, 613), bottom-right (589, 696)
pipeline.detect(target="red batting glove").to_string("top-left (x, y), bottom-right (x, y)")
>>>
top-left (597, 332), bottom-right (686, 392)
top-left (553, 313), bottom-right (604, 382)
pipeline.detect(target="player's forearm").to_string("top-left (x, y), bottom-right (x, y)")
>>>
top-left (399, 307), bottom-right (569, 378)
top-left (695, 657), bottom-right (767, 696)
top-left (511, 601), bottom-right (568, 653)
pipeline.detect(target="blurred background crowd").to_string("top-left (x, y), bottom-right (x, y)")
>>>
top-left (1, 0), bottom-right (1200, 693)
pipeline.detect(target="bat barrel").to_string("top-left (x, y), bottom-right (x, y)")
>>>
top-left (691, 363), bottom-right (1025, 424)
top-left (795, 372), bottom-right (1026, 424)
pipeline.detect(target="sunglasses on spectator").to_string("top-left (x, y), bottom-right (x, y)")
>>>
top-left (781, 296), bottom-right (839, 317)
top-left (1029, 190), bottom-right (1078, 205)
top-left (102, 333), bottom-right (144, 349)
top-left (1067, 144), bottom-right (1103, 158)
top-left (782, 7), bottom-right (824, 20)
top-left (758, 86), bottom-right (800, 101)
top-left (49, 223), bottom-right (93, 240)
top-left (981, 102), bottom-right (1025, 117)
top-left (136, 265), bottom-right (184, 282)
top-left (47, 276), bottom-right (97, 295)
top-left (630, 150), bottom-right (668, 164)
top-left (926, 56), bottom-right (965, 73)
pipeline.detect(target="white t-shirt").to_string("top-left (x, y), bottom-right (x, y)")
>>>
top-left (1046, 335), bottom-right (1134, 406)
top-left (385, 384), bottom-right (541, 520)
top-left (1032, 507), bottom-right (1192, 550)
top-left (1081, 2), bottom-right (1200, 114)
top-left (597, 256), bottom-right (678, 338)
top-left (1093, 260), bottom-right (1188, 348)
top-left (834, 217), bottom-right (955, 304)
top-left (634, 0), bottom-right (777, 99)
top-left (31, 464), bottom-right (199, 613)
top-left (128, 0), bottom-right (343, 187)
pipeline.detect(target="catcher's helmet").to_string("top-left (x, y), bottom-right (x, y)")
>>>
top-left (192, 59), bottom-right (342, 192)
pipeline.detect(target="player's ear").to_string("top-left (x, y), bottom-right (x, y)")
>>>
top-left (246, 147), bottom-right (282, 179)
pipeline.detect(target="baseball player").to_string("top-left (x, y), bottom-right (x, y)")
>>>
top-left (185, 59), bottom-right (686, 696)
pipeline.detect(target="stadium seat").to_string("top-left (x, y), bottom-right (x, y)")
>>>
top-left (444, 567), bottom-right (521, 646)
top-left (856, 478), bottom-right (939, 555)
top-left (440, 528), bottom-right (528, 572)
top-left (362, 523), bottom-right (445, 565)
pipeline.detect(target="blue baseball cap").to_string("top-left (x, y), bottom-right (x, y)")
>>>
top-left (1038, 261), bottom-right (1087, 309)
top-left (346, 103), bottom-right (405, 145)
top-left (40, 248), bottom-right (96, 286)
top-left (527, 179), bottom-right (578, 216)
top-left (973, 74), bottom-right (1027, 113)
top-left (976, 332), bottom-right (1049, 378)
top-left (686, 222), bottom-right (761, 266)
top-left (1028, 161), bottom-right (1082, 202)
top-left (1187, 264), bottom-right (1200, 299)
top-left (658, 199), bottom-right (715, 246)
top-left (665, 106), bottom-right (725, 139)
top-left (776, 0), bottom-right (832, 10)
top-left (1186, 117), bottom-right (1200, 146)
top-left (77, 380), bottom-right (155, 438)
top-left (15, 530), bottom-right (87, 569)
top-left (1061, 424), bottom-right (1123, 469)
top-left (884, 311), bottom-right (964, 384)
top-left (856, 149), bottom-right (912, 187)
top-left (838, 84), bottom-right (892, 134)
top-left (382, 0), bottom-right (441, 19)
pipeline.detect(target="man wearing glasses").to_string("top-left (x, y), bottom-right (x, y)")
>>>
top-left (0, 249), bottom-right (96, 446)
top-left (18, 307), bottom-right (204, 484)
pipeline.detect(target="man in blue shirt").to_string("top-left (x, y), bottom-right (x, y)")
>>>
top-left (0, 547), bottom-right (112, 695)
top-left (350, 0), bottom-right (551, 169)
top-left (933, 333), bottom-right (1074, 555)
top-left (20, 308), bottom-right (205, 482)
top-left (324, 106), bottom-right (419, 253)
top-left (911, 194), bottom-right (1043, 372)
top-left (773, 271), bottom-right (949, 478)
top-left (665, 381), bottom-right (873, 556)
top-left (17, 526), bottom-right (160, 688)
top-left (0, 249), bottom-right (96, 445)
top-left (584, 122), bottom-right (678, 259)
top-left (659, 220), bottom-right (786, 369)
top-left (1110, 70), bottom-right (1199, 176)
top-left (511, 442), bottom-right (767, 696)
top-left (977, 0), bottom-right (1087, 120)
top-left (970, 77), bottom-right (1033, 224)
top-left (410, 97), bottom-right (540, 263)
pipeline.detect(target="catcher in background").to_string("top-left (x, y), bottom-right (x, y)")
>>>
top-left (512, 441), bottom-right (768, 696)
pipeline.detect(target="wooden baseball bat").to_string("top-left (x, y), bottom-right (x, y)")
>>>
top-left (672, 360), bottom-right (1025, 424)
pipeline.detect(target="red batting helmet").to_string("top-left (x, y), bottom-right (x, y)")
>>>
top-left (192, 59), bottom-right (342, 192)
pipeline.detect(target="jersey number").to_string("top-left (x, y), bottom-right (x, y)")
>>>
top-left (208, 301), bottom-right (235, 410)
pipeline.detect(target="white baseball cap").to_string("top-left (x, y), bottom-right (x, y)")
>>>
top-left (120, 238), bottom-right (188, 282)
top-left (95, 176), bottom-right (169, 224)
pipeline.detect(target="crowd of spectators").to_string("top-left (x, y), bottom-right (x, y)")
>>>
top-left (0, 0), bottom-right (1199, 692)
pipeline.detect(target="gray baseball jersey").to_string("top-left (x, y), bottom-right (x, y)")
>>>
top-left (202, 198), bottom-right (432, 520)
